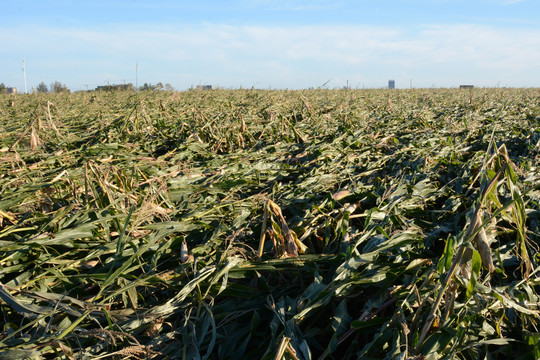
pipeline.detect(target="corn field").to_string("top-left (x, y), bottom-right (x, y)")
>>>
top-left (0, 88), bottom-right (539, 359)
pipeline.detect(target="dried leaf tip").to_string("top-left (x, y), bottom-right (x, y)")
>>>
top-left (332, 190), bottom-right (350, 201)
top-left (180, 240), bottom-right (193, 263)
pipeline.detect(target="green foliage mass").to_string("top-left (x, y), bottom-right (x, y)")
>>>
top-left (0, 88), bottom-right (539, 359)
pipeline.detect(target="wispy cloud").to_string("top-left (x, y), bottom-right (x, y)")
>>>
top-left (246, 0), bottom-right (346, 11)
top-left (2, 21), bottom-right (540, 89)
top-left (493, 0), bottom-right (525, 4)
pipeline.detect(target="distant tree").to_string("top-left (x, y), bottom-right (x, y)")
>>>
top-left (139, 82), bottom-right (167, 91)
top-left (36, 82), bottom-right (48, 93)
top-left (141, 83), bottom-right (157, 91)
top-left (164, 83), bottom-right (175, 91)
top-left (0, 83), bottom-right (6, 93)
top-left (140, 83), bottom-right (153, 91)
top-left (50, 81), bottom-right (69, 93)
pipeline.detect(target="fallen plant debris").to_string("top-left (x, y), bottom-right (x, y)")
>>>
top-left (0, 88), bottom-right (539, 359)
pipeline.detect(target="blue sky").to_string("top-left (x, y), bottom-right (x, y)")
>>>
top-left (2, 0), bottom-right (540, 91)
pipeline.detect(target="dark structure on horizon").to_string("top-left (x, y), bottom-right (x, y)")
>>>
top-left (96, 84), bottom-right (134, 91)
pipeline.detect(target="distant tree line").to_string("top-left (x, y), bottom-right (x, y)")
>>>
top-left (36, 81), bottom-right (70, 93)
top-left (96, 83), bottom-right (136, 91)
top-left (139, 82), bottom-right (175, 91)
top-left (95, 82), bottom-right (174, 91)
top-left (0, 81), bottom-right (176, 94)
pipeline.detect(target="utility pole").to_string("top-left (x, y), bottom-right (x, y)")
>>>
top-left (136, 62), bottom-right (139, 90)
top-left (22, 59), bottom-right (28, 94)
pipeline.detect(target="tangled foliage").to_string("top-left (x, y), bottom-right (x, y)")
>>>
top-left (0, 88), bottom-right (539, 359)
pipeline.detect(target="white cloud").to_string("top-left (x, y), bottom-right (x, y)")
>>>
top-left (2, 22), bottom-right (540, 89)
top-left (245, 0), bottom-right (346, 11)
top-left (491, 0), bottom-right (525, 4)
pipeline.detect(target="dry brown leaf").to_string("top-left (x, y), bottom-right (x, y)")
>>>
top-left (80, 260), bottom-right (100, 270)
top-left (267, 200), bottom-right (302, 257)
top-left (98, 155), bottom-right (114, 163)
top-left (54, 341), bottom-right (76, 360)
top-left (145, 319), bottom-right (164, 338)
top-left (180, 240), bottom-right (193, 263)
top-left (30, 126), bottom-right (40, 150)
top-left (332, 190), bottom-right (350, 201)
top-left (0, 209), bottom-right (16, 224)
top-left (475, 224), bottom-right (494, 274)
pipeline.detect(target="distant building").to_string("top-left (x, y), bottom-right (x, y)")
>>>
top-left (459, 85), bottom-right (474, 89)
top-left (388, 80), bottom-right (395, 89)
top-left (197, 85), bottom-right (213, 90)
top-left (7, 87), bottom-right (17, 94)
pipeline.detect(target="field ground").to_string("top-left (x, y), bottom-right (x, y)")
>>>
top-left (0, 88), bottom-right (539, 359)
